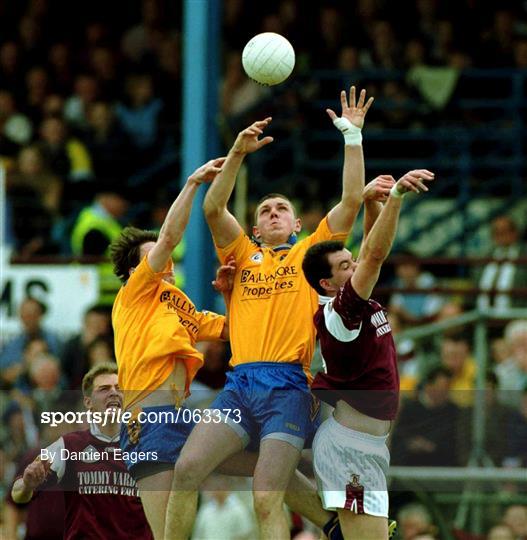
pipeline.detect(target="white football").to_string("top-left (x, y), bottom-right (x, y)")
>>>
top-left (242, 32), bottom-right (295, 86)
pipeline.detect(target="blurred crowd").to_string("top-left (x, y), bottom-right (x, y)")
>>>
top-left (2, 0), bottom-right (527, 257)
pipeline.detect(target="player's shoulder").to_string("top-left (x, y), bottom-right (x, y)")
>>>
top-left (62, 429), bottom-right (93, 445)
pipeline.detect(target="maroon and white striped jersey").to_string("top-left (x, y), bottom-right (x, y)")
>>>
top-left (312, 280), bottom-right (400, 420)
top-left (40, 426), bottom-right (153, 540)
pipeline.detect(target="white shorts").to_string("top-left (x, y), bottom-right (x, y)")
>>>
top-left (312, 415), bottom-right (390, 518)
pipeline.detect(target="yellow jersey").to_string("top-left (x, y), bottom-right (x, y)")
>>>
top-left (216, 217), bottom-right (346, 382)
top-left (112, 255), bottom-right (225, 409)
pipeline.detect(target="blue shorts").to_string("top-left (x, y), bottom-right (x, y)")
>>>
top-left (211, 362), bottom-right (320, 451)
top-left (119, 404), bottom-right (194, 481)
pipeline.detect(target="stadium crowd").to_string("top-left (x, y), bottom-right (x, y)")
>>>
top-left (1, 0), bottom-right (527, 539)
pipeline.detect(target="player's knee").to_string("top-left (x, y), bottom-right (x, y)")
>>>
top-left (172, 457), bottom-right (202, 489)
top-left (253, 490), bottom-right (285, 521)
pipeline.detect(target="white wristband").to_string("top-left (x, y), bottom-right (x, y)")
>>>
top-left (333, 117), bottom-right (362, 146)
top-left (390, 185), bottom-right (406, 199)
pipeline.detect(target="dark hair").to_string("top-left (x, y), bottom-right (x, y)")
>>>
top-left (109, 226), bottom-right (158, 282)
top-left (254, 193), bottom-right (295, 222)
top-left (443, 329), bottom-right (470, 344)
top-left (422, 365), bottom-right (452, 386)
top-left (486, 370), bottom-right (498, 387)
top-left (302, 240), bottom-right (345, 295)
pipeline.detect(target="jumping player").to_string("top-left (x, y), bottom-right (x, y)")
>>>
top-left (302, 169), bottom-right (435, 539)
top-left (11, 363), bottom-right (153, 539)
top-left (166, 87), bottom-right (374, 539)
top-left (109, 158), bottom-right (341, 540)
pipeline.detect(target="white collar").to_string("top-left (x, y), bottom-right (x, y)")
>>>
top-left (318, 294), bottom-right (334, 305)
top-left (89, 422), bottom-right (120, 443)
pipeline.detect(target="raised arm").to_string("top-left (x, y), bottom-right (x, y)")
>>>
top-left (203, 119), bottom-right (273, 248)
top-left (361, 175), bottom-right (395, 239)
top-left (327, 87), bottom-right (374, 234)
top-left (147, 157), bottom-right (225, 272)
top-left (352, 169), bottom-right (435, 300)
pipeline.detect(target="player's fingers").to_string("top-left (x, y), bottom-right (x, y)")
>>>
top-left (326, 109), bottom-right (337, 121)
top-left (254, 117), bottom-right (272, 127)
top-left (340, 90), bottom-right (348, 110)
top-left (212, 157), bottom-right (227, 166)
top-left (416, 181), bottom-right (429, 192)
top-left (412, 169), bottom-right (435, 178)
top-left (357, 88), bottom-right (366, 108)
top-left (363, 96), bottom-right (374, 113)
top-left (402, 180), bottom-right (420, 193)
top-left (257, 136), bottom-right (274, 148)
top-left (350, 85), bottom-right (356, 107)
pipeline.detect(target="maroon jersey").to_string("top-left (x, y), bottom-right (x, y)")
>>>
top-left (312, 280), bottom-right (400, 420)
top-left (7, 448), bottom-right (65, 540)
top-left (42, 427), bottom-right (153, 540)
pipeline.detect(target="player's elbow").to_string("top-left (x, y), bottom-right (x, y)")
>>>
top-left (361, 245), bottom-right (387, 264)
top-left (203, 197), bottom-right (222, 220)
top-left (157, 230), bottom-right (178, 251)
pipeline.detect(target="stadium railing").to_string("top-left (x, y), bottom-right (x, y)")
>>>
top-left (391, 307), bottom-right (527, 537)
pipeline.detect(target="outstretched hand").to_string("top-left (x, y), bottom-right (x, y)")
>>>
top-left (395, 169), bottom-right (435, 195)
top-left (232, 118), bottom-right (274, 155)
top-left (188, 157), bottom-right (227, 185)
top-left (23, 457), bottom-right (52, 491)
top-left (363, 175), bottom-right (396, 202)
top-left (212, 256), bottom-right (236, 293)
top-left (326, 86), bottom-right (374, 129)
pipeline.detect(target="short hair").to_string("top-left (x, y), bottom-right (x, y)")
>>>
top-left (397, 502), bottom-right (432, 525)
top-left (82, 362), bottom-right (118, 396)
top-left (302, 240), bottom-right (345, 295)
top-left (504, 319), bottom-right (527, 342)
top-left (422, 364), bottom-right (452, 386)
top-left (254, 193), bottom-right (296, 223)
top-left (109, 226), bottom-right (158, 282)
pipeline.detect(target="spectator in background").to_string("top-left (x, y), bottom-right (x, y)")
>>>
top-left (458, 372), bottom-right (511, 467)
top-left (477, 215), bottom-right (527, 311)
top-left (0, 88), bottom-right (32, 145)
top-left (37, 115), bottom-right (95, 213)
top-left (504, 386), bottom-right (527, 468)
top-left (391, 365), bottom-right (461, 466)
top-left (496, 320), bottom-right (527, 407)
top-left (64, 73), bottom-right (100, 132)
top-left (220, 51), bottom-right (270, 123)
top-left (24, 66), bottom-right (50, 126)
top-left (70, 190), bottom-right (127, 256)
top-left (116, 72), bottom-right (177, 196)
top-left (81, 100), bottom-right (133, 186)
top-left (389, 254), bottom-right (444, 327)
top-left (61, 305), bottom-right (112, 389)
top-left (0, 42), bottom-right (24, 99)
top-left (192, 477), bottom-right (255, 540)
top-left (85, 336), bottom-right (115, 367)
top-left (502, 505), bottom-right (527, 540)
top-left (487, 524), bottom-right (515, 540)
top-left (440, 331), bottom-right (476, 407)
top-left (47, 42), bottom-right (74, 96)
top-left (397, 502), bottom-right (435, 540)
top-left (0, 298), bottom-right (62, 384)
top-left (6, 145), bottom-right (60, 258)
top-left (1, 402), bottom-right (39, 465)
top-left (9, 144), bottom-right (62, 214)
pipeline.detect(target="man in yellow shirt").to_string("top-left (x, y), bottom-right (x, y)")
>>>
top-left (166, 87), bottom-right (374, 539)
top-left (110, 157), bottom-right (228, 539)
